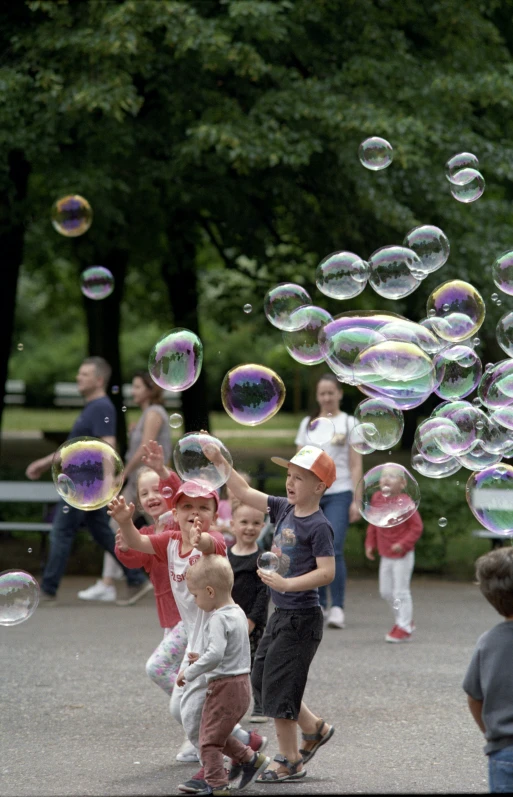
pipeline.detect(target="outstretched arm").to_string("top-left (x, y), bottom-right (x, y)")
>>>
top-left (108, 496), bottom-right (155, 554)
top-left (203, 443), bottom-right (268, 514)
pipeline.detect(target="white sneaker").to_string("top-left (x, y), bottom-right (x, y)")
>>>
top-left (327, 606), bottom-right (345, 628)
top-left (77, 580), bottom-right (116, 602)
top-left (176, 739), bottom-right (200, 763)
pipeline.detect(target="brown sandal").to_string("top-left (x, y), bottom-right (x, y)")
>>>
top-left (300, 719), bottom-right (335, 763)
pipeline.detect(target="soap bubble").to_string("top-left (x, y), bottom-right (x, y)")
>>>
top-left (403, 225), bottom-right (450, 275)
top-left (358, 136), bottom-right (393, 171)
top-left (358, 463), bottom-right (420, 527)
top-left (445, 152), bottom-right (479, 180)
top-left (354, 398), bottom-right (404, 450)
top-left (264, 283), bottom-right (311, 331)
top-left (17, 343), bottom-right (23, 351)
top-left (0, 570), bottom-right (40, 626)
top-left (169, 413), bottom-right (183, 429)
top-left (411, 445), bottom-right (461, 479)
top-left (349, 423), bottom-right (377, 455)
top-left (282, 306), bottom-right (332, 365)
top-left (320, 322), bottom-right (386, 384)
top-left (368, 246), bottom-right (422, 300)
top-left (221, 364), bottom-right (285, 426)
top-left (80, 267), bottom-right (115, 301)
top-left (257, 551), bottom-right (280, 573)
top-left (51, 194), bottom-right (92, 237)
top-left (52, 437), bottom-right (124, 510)
top-left (426, 280), bottom-right (485, 342)
top-left (306, 417), bottom-right (335, 446)
top-left (173, 432), bottom-right (232, 492)
top-left (492, 251), bottom-right (513, 296)
top-left (354, 340), bottom-right (436, 410)
top-left (478, 360), bottom-right (513, 410)
top-left (467, 464), bottom-right (513, 535)
top-left (449, 168), bottom-right (485, 203)
top-left (433, 401), bottom-right (484, 455)
top-left (112, 385), bottom-right (120, 395)
top-left (148, 328), bottom-right (203, 392)
top-left (433, 345), bottom-right (482, 400)
top-left (161, 486), bottom-right (174, 499)
top-left (315, 251), bottom-right (369, 299)
top-left (490, 407), bottom-right (513, 432)
top-left (415, 417), bottom-right (462, 462)
top-left (438, 517), bottom-right (448, 528)
top-left (458, 445), bottom-right (503, 471)
top-left (243, 304), bottom-right (252, 314)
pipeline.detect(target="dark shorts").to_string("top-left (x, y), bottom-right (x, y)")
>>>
top-left (250, 606), bottom-right (323, 721)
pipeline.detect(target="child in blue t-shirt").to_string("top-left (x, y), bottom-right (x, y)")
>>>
top-left (204, 443), bottom-right (337, 783)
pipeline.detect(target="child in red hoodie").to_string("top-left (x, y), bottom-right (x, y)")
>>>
top-left (365, 465), bottom-right (423, 644)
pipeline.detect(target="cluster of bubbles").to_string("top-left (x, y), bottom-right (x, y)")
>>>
top-left (445, 152), bottom-right (485, 204)
top-left (0, 570), bottom-right (40, 626)
top-left (51, 437), bottom-right (125, 510)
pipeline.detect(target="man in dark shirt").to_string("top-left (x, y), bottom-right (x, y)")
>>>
top-left (26, 357), bottom-right (147, 603)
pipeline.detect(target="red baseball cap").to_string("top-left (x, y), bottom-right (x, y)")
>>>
top-left (170, 481), bottom-right (220, 510)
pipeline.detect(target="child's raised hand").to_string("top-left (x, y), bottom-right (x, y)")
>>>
top-left (115, 529), bottom-right (129, 552)
top-left (200, 439), bottom-right (223, 465)
top-left (142, 440), bottom-right (165, 472)
top-left (189, 516), bottom-right (203, 548)
top-left (365, 546), bottom-right (375, 561)
top-left (108, 496), bottom-right (135, 525)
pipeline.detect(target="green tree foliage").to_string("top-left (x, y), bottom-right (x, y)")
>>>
top-left (2, 0), bottom-right (513, 433)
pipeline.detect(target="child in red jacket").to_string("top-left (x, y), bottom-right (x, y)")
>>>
top-left (365, 465), bottom-right (423, 644)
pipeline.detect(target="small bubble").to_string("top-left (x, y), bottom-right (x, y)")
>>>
top-left (104, 417), bottom-right (109, 423)
top-left (161, 486), bottom-right (173, 499)
top-left (169, 413), bottom-right (183, 429)
top-left (438, 517), bottom-right (448, 528)
top-left (456, 481), bottom-right (460, 486)
top-left (442, 303), bottom-right (450, 313)
top-left (472, 397), bottom-right (482, 406)
top-left (17, 343), bottom-right (24, 351)
top-left (75, 653), bottom-right (79, 659)
top-left (392, 598), bottom-right (401, 611)
top-left (491, 293), bottom-right (499, 302)
top-left (472, 337), bottom-right (480, 346)
top-left (63, 505), bottom-right (70, 514)
top-left (485, 363), bottom-right (493, 372)
top-left (27, 548), bottom-right (32, 553)
top-left (476, 420), bottom-right (485, 430)
top-left (112, 385), bottom-right (119, 395)
top-left (428, 308), bottom-right (436, 317)
top-left (121, 406), bottom-right (127, 413)
top-left (243, 304), bottom-right (252, 314)
top-left (497, 299), bottom-right (502, 306)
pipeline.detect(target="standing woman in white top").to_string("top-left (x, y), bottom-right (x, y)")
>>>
top-left (295, 373), bottom-right (362, 629)
top-left (78, 371), bottom-right (172, 604)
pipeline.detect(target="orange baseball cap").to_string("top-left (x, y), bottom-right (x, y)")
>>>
top-left (271, 445), bottom-right (336, 488)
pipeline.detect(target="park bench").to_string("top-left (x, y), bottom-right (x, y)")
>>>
top-left (472, 529), bottom-right (509, 549)
top-left (0, 481), bottom-right (60, 569)
top-left (5, 379), bottom-right (26, 405)
top-left (53, 382), bottom-right (181, 409)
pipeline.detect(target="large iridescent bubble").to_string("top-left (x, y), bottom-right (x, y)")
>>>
top-left (492, 251), bottom-right (513, 296)
top-left (282, 306), bottom-right (332, 365)
top-left (173, 432), bottom-right (232, 493)
top-left (354, 340), bottom-right (436, 409)
top-left (433, 345), bottom-right (482, 400)
top-left (0, 570), bottom-right (40, 626)
top-left (467, 464), bottom-right (513, 535)
top-left (357, 463), bottom-right (420, 528)
top-left (52, 437), bottom-right (124, 510)
top-left (80, 267), bottom-right (115, 301)
top-left (358, 137), bottom-right (393, 170)
top-left (264, 283), bottom-right (311, 331)
top-left (221, 364), bottom-right (285, 426)
top-left (148, 328), bottom-right (203, 392)
top-left (497, 311), bottom-right (513, 357)
top-left (315, 251), bottom-right (369, 299)
top-left (354, 397), bottom-right (404, 450)
top-left (51, 194), bottom-right (92, 237)
top-left (411, 445), bottom-right (461, 479)
top-left (426, 280), bottom-right (485, 342)
top-left (445, 152), bottom-right (479, 180)
top-left (403, 225), bottom-right (450, 276)
top-left (368, 246), bottom-right (422, 299)
top-left (478, 360), bottom-right (513, 410)
top-left (306, 417), bottom-right (336, 447)
top-left (449, 168), bottom-right (485, 203)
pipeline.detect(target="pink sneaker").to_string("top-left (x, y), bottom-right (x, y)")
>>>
top-left (386, 626), bottom-right (412, 643)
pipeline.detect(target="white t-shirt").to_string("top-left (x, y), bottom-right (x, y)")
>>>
top-left (295, 412), bottom-right (356, 495)
top-left (150, 530), bottom-right (226, 655)
top-left (184, 604), bottom-right (251, 684)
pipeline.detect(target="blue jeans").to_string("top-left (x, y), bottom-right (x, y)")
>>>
top-left (318, 490), bottom-right (353, 610)
top-left (489, 746), bottom-right (513, 793)
top-left (42, 499), bottom-right (147, 595)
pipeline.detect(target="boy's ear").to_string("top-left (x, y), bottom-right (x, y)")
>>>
top-left (206, 585), bottom-right (215, 597)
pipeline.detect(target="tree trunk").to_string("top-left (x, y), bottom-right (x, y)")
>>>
top-left (82, 248), bottom-right (127, 456)
top-left (161, 216), bottom-right (210, 433)
top-left (0, 150), bottom-right (31, 453)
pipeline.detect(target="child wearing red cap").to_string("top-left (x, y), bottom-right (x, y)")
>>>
top-left (204, 443), bottom-right (337, 783)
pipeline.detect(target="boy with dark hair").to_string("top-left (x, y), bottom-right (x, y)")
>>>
top-left (204, 443), bottom-right (336, 782)
top-left (463, 547), bottom-right (513, 793)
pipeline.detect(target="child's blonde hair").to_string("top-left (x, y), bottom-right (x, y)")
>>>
top-left (231, 501), bottom-right (265, 522)
top-left (186, 554), bottom-right (234, 592)
top-left (135, 466), bottom-right (158, 512)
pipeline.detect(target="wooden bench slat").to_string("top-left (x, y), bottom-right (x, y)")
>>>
top-left (0, 522), bottom-right (52, 532)
top-left (0, 482), bottom-right (59, 502)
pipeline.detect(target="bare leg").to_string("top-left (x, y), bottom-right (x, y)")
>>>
top-left (264, 719), bottom-right (303, 774)
top-left (297, 701), bottom-right (331, 754)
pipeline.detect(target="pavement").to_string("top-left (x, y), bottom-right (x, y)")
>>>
top-left (0, 575), bottom-right (495, 796)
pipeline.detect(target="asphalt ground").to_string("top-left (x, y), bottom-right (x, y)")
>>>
top-left (0, 575), bottom-right (496, 796)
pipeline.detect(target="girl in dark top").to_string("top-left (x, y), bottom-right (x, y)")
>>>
top-left (228, 501), bottom-right (269, 722)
